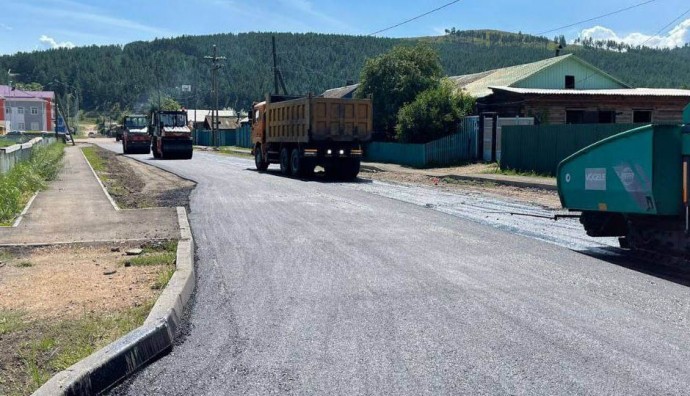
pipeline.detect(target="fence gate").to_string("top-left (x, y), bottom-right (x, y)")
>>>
top-left (483, 116), bottom-right (534, 162)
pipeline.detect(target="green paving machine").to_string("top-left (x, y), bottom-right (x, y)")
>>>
top-left (558, 105), bottom-right (690, 257)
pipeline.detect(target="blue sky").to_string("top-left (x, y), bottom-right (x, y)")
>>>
top-left (1, 0), bottom-right (689, 55)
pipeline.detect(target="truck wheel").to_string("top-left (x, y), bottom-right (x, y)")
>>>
top-left (344, 159), bottom-right (361, 180)
top-left (255, 148), bottom-right (269, 171)
top-left (152, 140), bottom-right (160, 158)
top-left (290, 149), bottom-right (302, 177)
top-left (279, 147), bottom-right (290, 176)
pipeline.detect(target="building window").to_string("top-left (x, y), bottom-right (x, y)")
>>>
top-left (598, 111), bottom-right (616, 124)
top-left (633, 110), bottom-right (652, 123)
top-left (17, 107), bottom-right (24, 114)
top-left (31, 107), bottom-right (38, 115)
top-left (565, 75), bottom-right (575, 89)
top-left (31, 122), bottom-right (39, 131)
top-left (5, 107), bottom-right (10, 114)
top-left (18, 122), bottom-right (25, 130)
top-left (566, 110), bottom-right (586, 124)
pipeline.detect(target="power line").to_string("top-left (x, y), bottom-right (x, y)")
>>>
top-left (368, 0), bottom-right (462, 36)
top-left (536, 0), bottom-right (657, 36)
top-left (639, 6), bottom-right (690, 47)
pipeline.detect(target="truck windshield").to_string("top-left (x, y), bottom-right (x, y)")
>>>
top-left (125, 117), bottom-right (147, 128)
top-left (159, 113), bottom-right (188, 127)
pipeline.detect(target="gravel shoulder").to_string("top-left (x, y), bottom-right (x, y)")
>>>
top-left (359, 166), bottom-right (561, 209)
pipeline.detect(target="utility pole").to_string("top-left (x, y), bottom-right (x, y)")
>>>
top-left (271, 36), bottom-right (288, 96)
top-left (204, 45), bottom-right (225, 147)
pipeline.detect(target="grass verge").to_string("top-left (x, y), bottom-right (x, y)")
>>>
top-left (0, 142), bottom-right (65, 225)
top-left (123, 240), bottom-right (177, 267)
top-left (480, 162), bottom-right (553, 178)
top-left (217, 146), bottom-right (253, 157)
top-left (0, 304), bottom-right (153, 396)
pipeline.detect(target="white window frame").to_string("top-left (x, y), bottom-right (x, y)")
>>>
top-left (30, 122), bottom-right (39, 131)
top-left (31, 107), bottom-right (38, 115)
top-left (17, 107), bottom-right (24, 114)
top-left (18, 122), bottom-right (25, 130)
top-left (5, 107), bottom-right (10, 114)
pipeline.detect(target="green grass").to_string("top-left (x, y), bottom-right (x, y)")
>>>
top-left (218, 147), bottom-right (252, 157)
top-left (81, 146), bottom-right (106, 173)
top-left (124, 240), bottom-right (178, 267)
top-left (0, 310), bottom-right (26, 335)
top-left (1, 303), bottom-right (154, 395)
top-left (151, 267), bottom-right (176, 290)
top-left (0, 142), bottom-right (65, 224)
top-left (0, 250), bottom-right (15, 262)
top-left (480, 162), bottom-right (553, 178)
top-left (15, 261), bottom-right (33, 268)
top-left (125, 251), bottom-right (176, 267)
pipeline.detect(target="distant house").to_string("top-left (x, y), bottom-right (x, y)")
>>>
top-left (0, 85), bottom-right (55, 132)
top-left (449, 54), bottom-right (690, 124)
top-left (203, 115), bottom-right (239, 131)
top-left (185, 109), bottom-right (237, 129)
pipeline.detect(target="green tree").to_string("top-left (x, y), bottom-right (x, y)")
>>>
top-left (395, 79), bottom-right (475, 144)
top-left (14, 82), bottom-right (44, 91)
top-left (148, 96), bottom-right (181, 112)
top-left (355, 43), bottom-right (443, 138)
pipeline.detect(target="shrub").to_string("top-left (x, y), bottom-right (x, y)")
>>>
top-left (396, 79), bottom-right (475, 144)
top-left (0, 143), bottom-right (65, 224)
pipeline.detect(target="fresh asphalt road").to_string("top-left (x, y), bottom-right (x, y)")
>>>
top-left (100, 142), bottom-right (690, 395)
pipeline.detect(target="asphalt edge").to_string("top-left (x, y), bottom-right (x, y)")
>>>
top-left (80, 145), bottom-right (120, 211)
top-left (32, 206), bottom-right (196, 396)
top-left (360, 164), bottom-right (557, 191)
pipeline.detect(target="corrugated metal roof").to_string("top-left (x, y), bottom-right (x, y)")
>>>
top-left (186, 109), bottom-right (237, 123)
top-left (448, 54), bottom-right (630, 98)
top-left (449, 56), bottom-right (571, 98)
top-left (490, 86), bottom-right (690, 97)
top-left (322, 84), bottom-right (359, 98)
top-left (0, 85), bottom-right (54, 100)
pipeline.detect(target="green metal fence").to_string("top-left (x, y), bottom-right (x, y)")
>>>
top-left (236, 125), bottom-right (252, 148)
top-left (364, 119), bottom-right (479, 168)
top-left (193, 125), bottom-right (252, 148)
top-left (500, 123), bottom-right (642, 175)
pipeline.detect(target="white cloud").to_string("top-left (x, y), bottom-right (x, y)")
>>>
top-left (578, 18), bottom-right (690, 49)
top-left (39, 35), bottom-right (76, 49)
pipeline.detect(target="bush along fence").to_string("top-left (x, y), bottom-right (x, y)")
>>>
top-left (0, 137), bottom-right (57, 174)
top-left (0, 141), bottom-right (64, 224)
top-left (364, 116), bottom-right (479, 168)
top-left (192, 125), bottom-right (252, 149)
top-left (500, 123), bottom-right (642, 175)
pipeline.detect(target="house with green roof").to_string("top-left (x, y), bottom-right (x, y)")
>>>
top-left (450, 53), bottom-right (690, 125)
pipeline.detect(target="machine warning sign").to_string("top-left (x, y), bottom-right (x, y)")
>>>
top-left (585, 168), bottom-right (606, 191)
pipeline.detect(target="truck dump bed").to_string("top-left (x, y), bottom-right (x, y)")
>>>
top-left (265, 96), bottom-right (372, 144)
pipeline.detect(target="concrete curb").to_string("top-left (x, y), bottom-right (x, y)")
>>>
top-left (0, 191), bottom-right (39, 228)
top-left (33, 207), bottom-right (196, 396)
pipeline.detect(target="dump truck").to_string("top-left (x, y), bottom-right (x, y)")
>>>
top-left (121, 114), bottom-right (150, 154)
top-left (149, 110), bottom-right (193, 159)
top-left (251, 94), bottom-right (373, 179)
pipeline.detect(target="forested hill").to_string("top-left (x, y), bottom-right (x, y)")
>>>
top-left (1, 30), bottom-right (689, 113)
